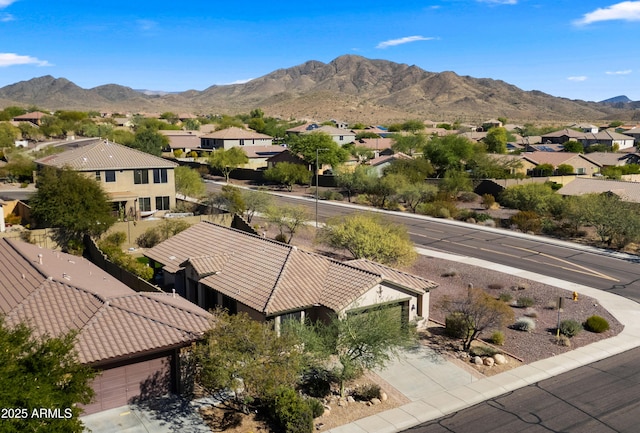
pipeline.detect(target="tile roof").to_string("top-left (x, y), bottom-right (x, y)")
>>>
top-left (367, 152), bottom-right (412, 167)
top-left (287, 123), bottom-right (355, 136)
top-left (201, 126), bottom-right (272, 140)
top-left (35, 140), bottom-right (178, 171)
top-left (356, 137), bottom-right (394, 150)
top-left (0, 239), bottom-right (211, 365)
top-left (522, 152), bottom-right (596, 167)
top-left (144, 222), bottom-right (436, 316)
top-left (557, 178), bottom-right (640, 203)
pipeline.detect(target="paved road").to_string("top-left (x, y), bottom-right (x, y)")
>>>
top-left (206, 183), bottom-right (640, 302)
top-left (402, 346), bottom-right (640, 433)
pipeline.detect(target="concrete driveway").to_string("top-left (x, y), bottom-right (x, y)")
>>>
top-left (81, 395), bottom-right (210, 433)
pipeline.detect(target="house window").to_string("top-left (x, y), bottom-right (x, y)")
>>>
top-left (95, 171), bottom-right (101, 181)
top-left (280, 311), bottom-right (302, 324)
top-left (134, 169), bottom-right (149, 184)
top-left (153, 168), bottom-right (168, 184)
top-left (105, 170), bottom-right (116, 182)
top-left (239, 139), bottom-right (245, 146)
top-left (577, 168), bottom-right (585, 174)
top-left (155, 196), bottom-right (170, 210)
top-left (339, 136), bottom-right (344, 141)
top-left (139, 197), bottom-right (151, 212)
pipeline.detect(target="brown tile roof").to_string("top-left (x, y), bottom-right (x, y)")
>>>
top-left (346, 259), bottom-right (439, 293)
top-left (144, 222), bottom-right (436, 316)
top-left (557, 178), bottom-right (640, 203)
top-left (201, 126), bottom-right (272, 140)
top-left (356, 137), bottom-right (394, 150)
top-left (367, 152), bottom-right (412, 167)
top-left (35, 140), bottom-right (178, 171)
top-left (0, 239), bottom-right (211, 365)
top-left (522, 152), bottom-right (595, 167)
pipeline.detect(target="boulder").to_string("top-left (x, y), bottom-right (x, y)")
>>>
top-left (346, 396), bottom-right (355, 404)
top-left (370, 398), bottom-right (381, 405)
top-left (472, 356), bottom-right (483, 365)
top-left (483, 357), bottom-right (495, 367)
top-left (494, 354), bottom-right (508, 365)
top-left (380, 391), bottom-right (388, 402)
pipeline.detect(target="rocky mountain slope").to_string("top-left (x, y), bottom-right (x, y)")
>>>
top-left (1, 55), bottom-right (637, 123)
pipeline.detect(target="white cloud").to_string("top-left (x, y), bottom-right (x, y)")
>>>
top-left (0, 53), bottom-right (52, 67)
top-left (477, 0), bottom-right (517, 5)
top-left (606, 69), bottom-right (632, 75)
top-left (567, 76), bottom-right (588, 82)
top-left (376, 36), bottom-right (436, 49)
top-left (0, 1), bottom-right (18, 8)
top-left (0, 13), bottom-right (13, 21)
top-left (226, 78), bottom-right (253, 85)
top-left (574, 1), bottom-right (640, 25)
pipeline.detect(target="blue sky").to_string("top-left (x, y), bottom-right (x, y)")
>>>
top-left (1, 0), bottom-right (639, 102)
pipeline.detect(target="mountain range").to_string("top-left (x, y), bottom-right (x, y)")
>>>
top-left (1, 55), bottom-right (638, 124)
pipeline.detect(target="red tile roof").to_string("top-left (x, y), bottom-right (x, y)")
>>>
top-left (0, 239), bottom-right (211, 365)
top-left (144, 222), bottom-right (436, 315)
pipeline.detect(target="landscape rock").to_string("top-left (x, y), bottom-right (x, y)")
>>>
top-left (370, 398), bottom-right (381, 405)
top-left (483, 357), bottom-right (495, 367)
top-left (380, 391), bottom-right (388, 402)
top-left (346, 396), bottom-right (355, 404)
top-left (472, 356), bottom-right (483, 365)
top-left (494, 354), bottom-right (508, 365)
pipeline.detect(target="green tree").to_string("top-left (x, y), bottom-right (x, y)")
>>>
top-left (533, 163), bottom-right (554, 177)
top-left (174, 166), bottom-right (205, 198)
top-left (390, 133), bottom-right (428, 156)
top-left (0, 105), bottom-right (27, 121)
top-left (287, 132), bottom-right (349, 169)
top-left (211, 185), bottom-right (247, 215)
top-left (0, 122), bottom-right (20, 147)
top-left (383, 157), bottom-right (434, 183)
top-left (135, 219), bottom-right (191, 249)
top-left (183, 118), bottom-right (200, 131)
top-left (30, 167), bottom-right (116, 253)
top-left (399, 183), bottom-right (438, 213)
top-left (562, 141), bottom-right (584, 153)
top-left (335, 165), bottom-right (372, 202)
top-left (98, 232), bottom-right (153, 280)
top-left (0, 318), bottom-right (97, 433)
top-left (556, 164), bottom-right (574, 175)
top-left (484, 127), bottom-right (508, 154)
top-left (291, 306), bottom-right (416, 398)
top-left (40, 115), bottom-right (66, 138)
top-left (265, 204), bottom-right (310, 244)
top-left (364, 172), bottom-right (407, 208)
top-left (401, 119), bottom-right (426, 132)
top-left (577, 193), bottom-right (640, 248)
top-left (440, 287), bottom-right (514, 351)
top-left (130, 128), bottom-right (168, 156)
top-left (317, 213), bottom-right (417, 266)
top-left (440, 170), bottom-right (473, 198)
top-left (196, 309), bottom-right (305, 404)
top-left (423, 135), bottom-right (478, 177)
top-left (3, 152), bottom-right (35, 182)
top-left (242, 188), bottom-right (273, 223)
top-left (499, 183), bottom-right (562, 215)
top-left (160, 112), bottom-right (179, 124)
top-left (264, 162), bottom-right (311, 191)
top-left (208, 147), bottom-right (249, 182)
top-left (18, 122), bottom-right (43, 141)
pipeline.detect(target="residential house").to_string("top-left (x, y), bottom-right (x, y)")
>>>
top-left (570, 123), bottom-right (599, 133)
top-left (144, 222), bottom-right (436, 330)
top-left (582, 152), bottom-right (640, 168)
top-left (529, 143), bottom-right (564, 152)
top-left (485, 154), bottom-right (534, 177)
top-left (12, 111), bottom-right (48, 125)
top-left (265, 148), bottom-right (308, 170)
top-left (159, 130), bottom-right (202, 154)
top-left (0, 238), bottom-right (211, 414)
top-left (621, 126), bottom-right (640, 144)
top-left (200, 126), bottom-right (273, 150)
top-left (241, 145), bottom-right (287, 170)
top-left (35, 139), bottom-right (178, 219)
top-left (354, 137), bottom-right (394, 156)
top-left (286, 123), bottom-right (356, 146)
top-left (112, 117), bottom-right (135, 128)
top-left (557, 178), bottom-right (640, 204)
top-left (540, 129), bottom-right (585, 144)
top-left (580, 130), bottom-right (635, 150)
top-left (521, 152), bottom-right (601, 176)
top-left (367, 152), bottom-right (413, 177)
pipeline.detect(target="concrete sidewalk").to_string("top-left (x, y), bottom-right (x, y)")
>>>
top-left (325, 247), bottom-right (640, 433)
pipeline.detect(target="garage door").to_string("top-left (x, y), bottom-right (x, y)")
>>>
top-left (82, 354), bottom-right (173, 415)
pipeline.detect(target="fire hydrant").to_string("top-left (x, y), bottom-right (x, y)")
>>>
top-left (572, 291), bottom-right (579, 301)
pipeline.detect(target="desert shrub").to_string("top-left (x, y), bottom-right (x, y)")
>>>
top-left (489, 331), bottom-right (505, 346)
top-left (498, 293), bottom-right (513, 302)
top-left (513, 282), bottom-right (529, 291)
top-left (470, 345), bottom-right (499, 357)
top-left (475, 213), bottom-right (493, 222)
top-left (320, 190), bottom-right (343, 201)
top-left (487, 283), bottom-right (503, 291)
top-left (136, 229), bottom-right (162, 248)
top-left (441, 268), bottom-right (458, 277)
top-left (275, 233), bottom-right (288, 243)
top-left (445, 312), bottom-right (473, 339)
top-left (546, 300), bottom-right (559, 310)
top-left (417, 200), bottom-right (459, 219)
top-left (481, 194), bottom-right (496, 209)
top-left (307, 398), bottom-right (325, 419)
top-left (268, 386), bottom-right (313, 433)
top-left (584, 315), bottom-right (610, 333)
top-left (458, 191), bottom-right (479, 202)
top-left (510, 211), bottom-right (542, 233)
top-left (559, 319), bottom-right (582, 338)
top-left (352, 383), bottom-right (381, 401)
top-left (523, 308), bottom-right (538, 318)
top-left (556, 335), bottom-right (571, 347)
top-left (512, 317), bottom-right (536, 332)
top-left (300, 368), bottom-right (332, 398)
top-left (516, 296), bottom-right (535, 308)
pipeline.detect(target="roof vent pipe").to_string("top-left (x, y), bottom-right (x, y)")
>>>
top-left (38, 253), bottom-right (43, 265)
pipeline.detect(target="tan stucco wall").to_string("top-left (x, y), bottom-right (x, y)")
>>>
top-left (342, 282), bottom-right (426, 324)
